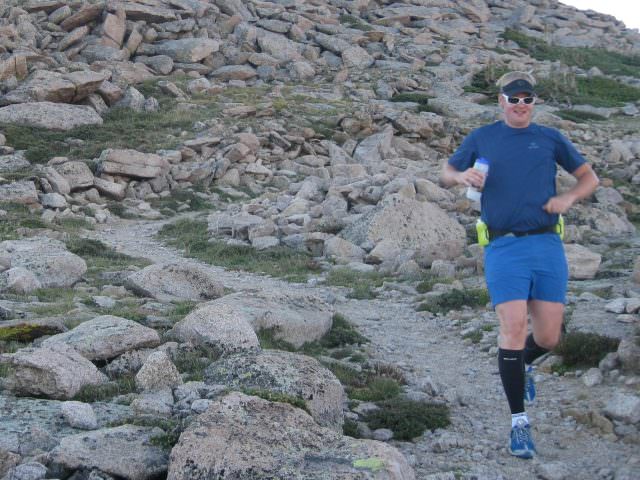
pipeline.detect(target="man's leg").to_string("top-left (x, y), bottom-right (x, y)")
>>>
top-left (523, 300), bottom-right (564, 404)
top-left (527, 300), bottom-right (564, 352)
top-left (496, 299), bottom-right (528, 414)
top-left (496, 300), bottom-right (536, 458)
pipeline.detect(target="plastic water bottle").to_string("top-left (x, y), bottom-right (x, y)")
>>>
top-left (466, 157), bottom-right (489, 202)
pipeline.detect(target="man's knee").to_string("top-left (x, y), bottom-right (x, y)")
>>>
top-left (534, 330), bottom-right (562, 350)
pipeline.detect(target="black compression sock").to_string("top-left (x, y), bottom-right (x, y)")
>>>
top-left (523, 333), bottom-right (549, 365)
top-left (498, 348), bottom-right (525, 415)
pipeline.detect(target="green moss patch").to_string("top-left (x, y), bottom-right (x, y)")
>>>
top-left (0, 323), bottom-right (61, 342)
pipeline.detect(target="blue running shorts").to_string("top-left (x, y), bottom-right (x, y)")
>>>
top-left (484, 233), bottom-right (568, 308)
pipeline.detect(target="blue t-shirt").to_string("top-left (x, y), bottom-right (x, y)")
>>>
top-left (448, 121), bottom-right (586, 232)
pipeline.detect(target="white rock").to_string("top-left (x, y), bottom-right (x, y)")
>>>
top-left (61, 401), bottom-right (98, 430)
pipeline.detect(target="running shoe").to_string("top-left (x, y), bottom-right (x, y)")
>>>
top-left (524, 365), bottom-right (536, 405)
top-left (509, 418), bottom-right (536, 459)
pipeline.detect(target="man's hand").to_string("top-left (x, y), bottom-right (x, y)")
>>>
top-left (441, 164), bottom-right (486, 188)
top-left (543, 164), bottom-right (599, 214)
top-left (543, 193), bottom-right (575, 214)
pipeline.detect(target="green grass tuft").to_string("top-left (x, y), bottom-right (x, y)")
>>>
top-left (390, 93), bottom-right (432, 104)
top-left (157, 219), bottom-right (321, 282)
top-left (343, 418), bottom-right (361, 438)
top-left (327, 362), bottom-right (405, 402)
top-left (338, 14), bottom-right (373, 31)
top-left (555, 109), bottom-right (608, 123)
top-left (319, 313), bottom-right (368, 349)
top-left (243, 388), bottom-right (310, 413)
top-left (73, 375), bottom-right (137, 403)
top-left (325, 268), bottom-right (388, 299)
top-left (462, 330), bottom-right (483, 344)
top-left (361, 399), bottom-right (450, 441)
top-left (417, 288), bottom-right (489, 314)
top-left (173, 346), bottom-right (221, 382)
top-left (554, 331), bottom-right (620, 368)
top-left (256, 327), bottom-right (297, 352)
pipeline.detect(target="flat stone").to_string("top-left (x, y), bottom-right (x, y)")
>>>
top-left (0, 102), bottom-right (102, 131)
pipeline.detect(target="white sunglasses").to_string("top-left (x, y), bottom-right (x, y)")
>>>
top-left (502, 93), bottom-right (536, 105)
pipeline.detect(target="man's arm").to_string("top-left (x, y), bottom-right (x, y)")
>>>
top-left (441, 162), bottom-right (486, 189)
top-left (543, 163), bottom-right (599, 214)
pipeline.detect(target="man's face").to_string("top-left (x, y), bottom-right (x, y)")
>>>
top-left (499, 92), bottom-right (535, 128)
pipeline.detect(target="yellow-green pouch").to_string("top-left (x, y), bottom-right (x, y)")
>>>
top-left (476, 219), bottom-right (489, 247)
top-left (555, 214), bottom-right (565, 240)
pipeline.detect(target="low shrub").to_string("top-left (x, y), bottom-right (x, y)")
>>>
top-left (361, 399), bottom-right (450, 441)
top-left (554, 331), bottom-right (620, 367)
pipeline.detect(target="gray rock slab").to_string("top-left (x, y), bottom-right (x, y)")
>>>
top-left (194, 290), bottom-right (333, 349)
top-left (1, 346), bottom-right (108, 400)
top-left (0, 152), bottom-right (29, 172)
top-left (167, 392), bottom-right (414, 479)
top-left (125, 262), bottom-right (224, 302)
top-left (0, 181), bottom-right (38, 205)
top-left (154, 38), bottom-right (219, 63)
top-left (603, 392), bottom-right (640, 424)
top-left (49, 425), bottom-right (169, 480)
top-left (0, 237), bottom-right (87, 289)
top-left (0, 102), bottom-right (103, 131)
top-left (98, 149), bottom-right (169, 179)
top-left (60, 401), bottom-right (98, 430)
top-left (41, 315), bottom-right (161, 361)
top-left (205, 350), bottom-right (346, 431)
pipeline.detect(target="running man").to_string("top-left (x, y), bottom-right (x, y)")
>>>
top-left (441, 71), bottom-right (599, 458)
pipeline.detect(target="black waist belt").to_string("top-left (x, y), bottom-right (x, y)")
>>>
top-left (488, 225), bottom-right (556, 241)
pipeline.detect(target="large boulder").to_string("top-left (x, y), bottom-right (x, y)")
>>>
top-left (0, 70), bottom-right (108, 104)
top-left (195, 291), bottom-right (333, 348)
top-left (0, 102), bottom-right (103, 130)
top-left (205, 350), bottom-right (346, 430)
top-left (98, 149), bottom-right (170, 179)
top-left (167, 392), bottom-right (415, 479)
top-left (49, 425), bottom-right (169, 480)
top-left (0, 237), bottom-right (86, 288)
top-left (341, 195), bottom-right (466, 264)
top-left (125, 262), bottom-right (224, 302)
top-left (169, 302), bottom-right (260, 355)
top-left (50, 159), bottom-right (94, 191)
top-left (41, 315), bottom-right (161, 361)
top-left (135, 351), bottom-right (183, 392)
top-left (564, 243), bottom-right (601, 280)
top-left (154, 39), bottom-right (220, 63)
top-left (0, 181), bottom-right (39, 205)
top-left (1, 346), bottom-right (108, 399)
top-left (0, 151), bottom-right (30, 172)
